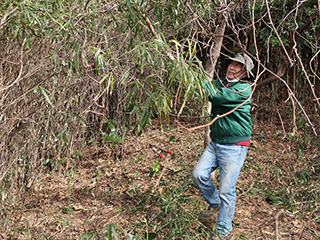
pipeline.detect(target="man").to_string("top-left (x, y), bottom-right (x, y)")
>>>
top-left (192, 53), bottom-right (255, 239)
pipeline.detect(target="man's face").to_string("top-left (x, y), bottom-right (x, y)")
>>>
top-left (226, 61), bottom-right (248, 80)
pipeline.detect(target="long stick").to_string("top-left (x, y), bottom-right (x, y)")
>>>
top-left (152, 155), bottom-right (168, 193)
top-left (275, 209), bottom-right (284, 240)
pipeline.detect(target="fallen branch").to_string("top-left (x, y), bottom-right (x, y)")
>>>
top-left (152, 156), bottom-right (168, 193)
top-left (310, 205), bottom-right (320, 222)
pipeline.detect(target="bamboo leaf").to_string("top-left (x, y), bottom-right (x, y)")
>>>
top-left (192, 42), bottom-right (196, 56)
top-left (38, 86), bottom-right (52, 106)
top-left (71, 112), bottom-right (86, 126)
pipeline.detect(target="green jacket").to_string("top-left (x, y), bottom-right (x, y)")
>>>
top-left (205, 78), bottom-right (252, 144)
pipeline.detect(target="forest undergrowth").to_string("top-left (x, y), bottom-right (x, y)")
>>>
top-left (0, 114), bottom-right (319, 240)
top-left (1, 1), bottom-right (320, 239)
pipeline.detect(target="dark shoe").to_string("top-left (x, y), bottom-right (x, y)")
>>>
top-left (211, 233), bottom-right (232, 240)
top-left (200, 206), bottom-right (220, 220)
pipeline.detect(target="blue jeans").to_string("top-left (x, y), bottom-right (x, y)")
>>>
top-left (192, 141), bottom-right (248, 234)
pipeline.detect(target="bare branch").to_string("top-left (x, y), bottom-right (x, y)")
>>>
top-left (309, 49), bottom-right (320, 103)
top-left (256, 58), bottom-right (318, 136)
top-left (255, 62), bottom-right (287, 90)
top-left (0, 6), bottom-right (18, 31)
top-left (81, 28), bottom-right (101, 85)
top-left (134, 5), bottom-right (175, 61)
top-left (0, 39), bottom-right (25, 93)
top-left (274, 209), bottom-right (284, 240)
top-left (276, 108), bottom-right (287, 139)
top-left (292, 1), bottom-right (320, 110)
top-left (265, 0), bottom-right (294, 66)
top-left (220, 35), bottom-right (318, 136)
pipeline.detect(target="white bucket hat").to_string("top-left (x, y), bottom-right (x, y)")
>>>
top-left (225, 53), bottom-right (255, 78)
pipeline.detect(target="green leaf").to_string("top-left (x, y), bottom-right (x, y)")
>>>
top-left (145, 232), bottom-right (158, 240)
top-left (1, 186), bottom-right (6, 201)
top-left (13, 26), bottom-right (20, 39)
top-left (168, 136), bottom-right (175, 144)
top-left (71, 112), bottom-right (86, 126)
top-left (38, 86), bottom-right (52, 106)
top-left (57, 128), bottom-right (67, 139)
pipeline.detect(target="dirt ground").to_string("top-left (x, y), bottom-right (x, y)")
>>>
top-left (2, 119), bottom-right (319, 240)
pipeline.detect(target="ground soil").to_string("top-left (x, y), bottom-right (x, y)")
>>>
top-left (1, 119), bottom-right (319, 240)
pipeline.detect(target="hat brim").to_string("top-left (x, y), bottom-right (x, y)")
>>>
top-left (225, 58), bottom-right (255, 78)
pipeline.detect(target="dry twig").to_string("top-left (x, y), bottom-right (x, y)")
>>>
top-left (0, 38), bottom-right (25, 93)
top-left (274, 209), bottom-right (284, 240)
top-left (292, 2), bottom-right (320, 110)
top-left (276, 107), bottom-right (287, 139)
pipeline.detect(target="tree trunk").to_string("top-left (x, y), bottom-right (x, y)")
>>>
top-left (203, 2), bottom-right (227, 182)
top-left (203, 3), bottom-right (227, 150)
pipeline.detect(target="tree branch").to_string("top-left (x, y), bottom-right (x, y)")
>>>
top-left (265, 0), bottom-right (293, 66)
top-left (255, 62), bottom-right (288, 90)
top-left (0, 38), bottom-right (25, 93)
top-left (292, 2), bottom-right (320, 110)
top-left (134, 5), bottom-right (175, 61)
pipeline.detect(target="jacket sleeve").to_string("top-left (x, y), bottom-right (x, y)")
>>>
top-left (202, 80), bottom-right (217, 98)
top-left (206, 81), bottom-right (252, 108)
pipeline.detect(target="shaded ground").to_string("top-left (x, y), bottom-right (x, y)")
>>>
top-left (2, 119), bottom-right (320, 239)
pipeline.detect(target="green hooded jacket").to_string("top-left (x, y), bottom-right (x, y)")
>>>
top-left (205, 78), bottom-right (252, 144)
